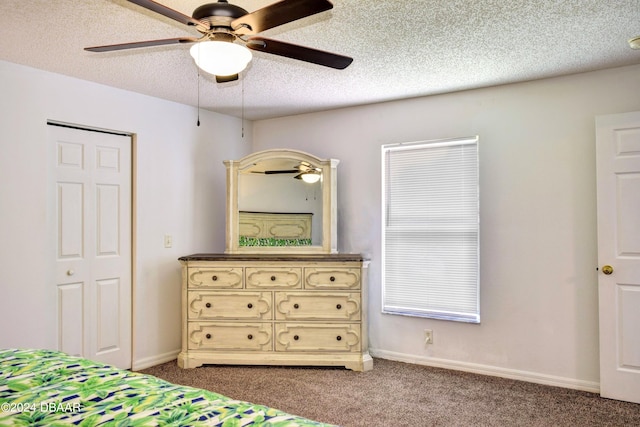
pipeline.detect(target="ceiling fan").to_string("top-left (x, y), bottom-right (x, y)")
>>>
top-left (85, 0), bottom-right (353, 83)
top-left (252, 161), bottom-right (321, 182)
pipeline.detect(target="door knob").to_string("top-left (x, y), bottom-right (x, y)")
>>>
top-left (601, 265), bottom-right (614, 275)
top-left (67, 269), bottom-right (75, 276)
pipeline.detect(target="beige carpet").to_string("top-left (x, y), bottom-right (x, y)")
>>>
top-left (141, 358), bottom-right (640, 426)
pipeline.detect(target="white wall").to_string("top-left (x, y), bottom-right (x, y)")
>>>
top-left (0, 60), bottom-right (251, 367)
top-left (252, 64), bottom-right (640, 389)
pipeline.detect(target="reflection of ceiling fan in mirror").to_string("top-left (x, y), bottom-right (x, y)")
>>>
top-left (253, 161), bottom-right (322, 183)
top-left (85, 0), bottom-right (353, 83)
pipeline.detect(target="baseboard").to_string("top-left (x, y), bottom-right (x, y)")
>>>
top-left (132, 349), bottom-right (180, 371)
top-left (369, 348), bottom-right (600, 394)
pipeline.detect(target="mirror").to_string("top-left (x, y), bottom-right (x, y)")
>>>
top-left (224, 149), bottom-right (338, 254)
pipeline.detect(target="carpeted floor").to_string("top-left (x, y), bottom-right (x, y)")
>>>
top-left (141, 358), bottom-right (640, 426)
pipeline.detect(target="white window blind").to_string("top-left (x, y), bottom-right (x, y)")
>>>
top-left (382, 137), bottom-right (480, 323)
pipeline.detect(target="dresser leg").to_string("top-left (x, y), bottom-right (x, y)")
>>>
top-left (177, 352), bottom-right (204, 369)
top-left (361, 354), bottom-right (374, 372)
top-left (344, 355), bottom-right (374, 372)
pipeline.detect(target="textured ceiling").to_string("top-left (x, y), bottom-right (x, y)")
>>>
top-left (1, 0), bottom-right (639, 120)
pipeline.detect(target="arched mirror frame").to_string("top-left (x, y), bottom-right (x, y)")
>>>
top-left (224, 149), bottom-right (339, 254)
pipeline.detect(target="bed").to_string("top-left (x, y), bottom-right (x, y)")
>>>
top-left (238, 212), bottom-right (313, 247)
top-left (0, 349), bottom-right (336, 426)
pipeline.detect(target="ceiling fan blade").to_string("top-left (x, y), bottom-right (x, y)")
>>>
top-left (232, 0), bottom-right (333, 35)
top-left (127, 0), bottom-right (209, 31)
top-left (246, 37), bottom-right (353, 69)
top-left (216, 74), bottom-right (239, 83)
top-left (264, 169), bottom-right (299, 174)
top-left (85, 37), bottom-right (199, 52)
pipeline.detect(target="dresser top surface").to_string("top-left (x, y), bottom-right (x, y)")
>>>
top-left (179, 253), bottom-right (365, 262)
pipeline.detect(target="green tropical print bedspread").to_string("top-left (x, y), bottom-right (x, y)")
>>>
top-left (239, 236), bottom-right (312, 247)
top-left (0, 349), bottom-right (336, 426)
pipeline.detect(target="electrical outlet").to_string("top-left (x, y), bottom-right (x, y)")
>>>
top-left (424, 329), bottom-right (433, 345)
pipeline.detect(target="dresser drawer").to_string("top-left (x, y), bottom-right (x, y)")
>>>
top-left (246, 267), bottom-right (302, 289)
top-left (305, 267), bottom-right (361, 290)
top-left (188, 322), bottom-right (272, 351)
top-left (188, 291), bottom-right (272, 320)
top-left (275, 323), bottom-right (361, 352)
top-left (188, 267), bottom-right (243, 289)
top-left (275, 292), bottom-right (360, 321)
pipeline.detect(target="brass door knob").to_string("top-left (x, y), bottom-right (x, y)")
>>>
top-left (601, 265), bottom-right (614, 275)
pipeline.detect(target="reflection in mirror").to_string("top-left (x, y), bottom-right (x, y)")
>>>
top-left (225, 149), bottom-right (338, 254)
top-left (238, 167), bottom-right (323, 246)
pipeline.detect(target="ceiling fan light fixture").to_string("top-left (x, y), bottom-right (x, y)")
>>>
top-left (629, 36), bottom-right (640, 50)
top-left (190, 41), bottom-right (252, 76)
top-left (301, 171), bottom-right (321, 184)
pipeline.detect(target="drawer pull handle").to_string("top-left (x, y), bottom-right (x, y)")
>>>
top-left (247, 334), bottom-right (253, 340)
top-left (336, 335), bottom-right (342, 341)
top-left (247, 303), bottom-right (253, 309)
top-left (205, 302), bottom-right (211, 308)
top-left (336, 304), bottom-right (342, 310)
top-left (206, 333), bottom-right (212, 339)
top-left (293, 335), bottom-right (299, 341)
top-left (293, 303), bottom-right (299, 309)
top-left (212, 275), bottom-right (218, 281)
top-left (330, 276), bottom-right (336, 282)
top-left (270, 275), bottom-right (276, 281)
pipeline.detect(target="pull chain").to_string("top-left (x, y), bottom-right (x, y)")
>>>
top-left (241, 76), bottom-right (245, 138)
top-left (197, 65), bottom-right (201, 127)
top-left (196, 44), bottom-right (201, 127)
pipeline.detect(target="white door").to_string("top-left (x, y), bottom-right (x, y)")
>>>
top-left (596, 111), bottom-right (640, 404)
top-left (49, 124), bottom-right (132, 369)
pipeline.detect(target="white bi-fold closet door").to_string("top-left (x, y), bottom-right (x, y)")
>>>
top-left (49, 124), bottom-right (132, 369)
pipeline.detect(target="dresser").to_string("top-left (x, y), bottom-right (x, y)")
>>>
top-left (178, 253), bottom-right (372, 371)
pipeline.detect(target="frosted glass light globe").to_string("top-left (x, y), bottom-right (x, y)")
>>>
top-left (301, 172), bottom-right (321, 183)
top-left (190, 41), bottom-right (252, 76)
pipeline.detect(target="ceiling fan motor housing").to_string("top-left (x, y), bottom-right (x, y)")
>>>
top-left (193, 1), bottom-right (249, 29)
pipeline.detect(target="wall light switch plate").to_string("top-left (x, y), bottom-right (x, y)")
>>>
top-left (424, 329), bottom-right (433, 345)
top-left (164, 234), bottom-right (173, 248)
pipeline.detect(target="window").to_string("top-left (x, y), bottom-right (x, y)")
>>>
top-left (382, 136), bottom-right (479, 323)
